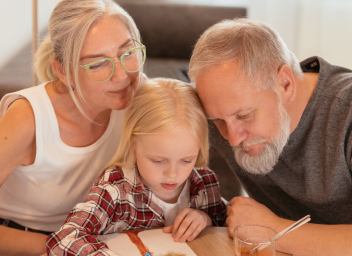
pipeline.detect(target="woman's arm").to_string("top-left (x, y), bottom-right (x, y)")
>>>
top-left (0, 98), bottom-right (43, 255)
top-left (0, 226), bottom-right (47, 256)
top-left (0, 98), bottom-right (36, 187)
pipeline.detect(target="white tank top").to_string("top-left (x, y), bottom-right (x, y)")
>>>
top-left (0, 83), bottom-right (124, 231)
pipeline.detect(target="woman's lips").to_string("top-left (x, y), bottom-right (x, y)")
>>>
top-left (161, 183), bottom-right (177, 190)
top-left (109, 84), bottom-right (130, 94)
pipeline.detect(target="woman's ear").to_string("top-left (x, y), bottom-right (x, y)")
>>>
top-left (277, 65), bottom-right (296, 103)
top-left (51, 59), bottom-right (68, 86)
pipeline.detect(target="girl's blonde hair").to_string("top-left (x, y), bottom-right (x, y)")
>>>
top-left (106, 78), bottom-right (209, 169)
top-left (34, 0), bottom-right (142, 117)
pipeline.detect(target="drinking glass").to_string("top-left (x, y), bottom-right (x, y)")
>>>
top-left (234, 224), bottom-right (277, 256)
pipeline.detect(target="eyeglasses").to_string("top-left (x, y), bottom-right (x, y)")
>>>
top-left (79, 39), bottom-right (146, 83)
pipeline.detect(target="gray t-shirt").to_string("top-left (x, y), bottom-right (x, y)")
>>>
top-left (210, 56), bottom-right (352, 224)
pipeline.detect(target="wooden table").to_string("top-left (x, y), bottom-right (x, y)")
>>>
top-left (187, 227), bottom-right (292, 256)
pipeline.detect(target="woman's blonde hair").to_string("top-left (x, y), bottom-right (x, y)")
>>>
top-left (189, 18), bottom-right (303, 91)
top-left (106, 78), bottom-right (209, 169)
top-left (34, 0), bottom-right (142, 116)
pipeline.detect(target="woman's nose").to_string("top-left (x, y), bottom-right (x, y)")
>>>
top-left (111, 60), bottom-right (128, 82)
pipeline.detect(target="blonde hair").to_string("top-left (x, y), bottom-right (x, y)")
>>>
top-left (106, 78), bottom-right (209, 169)
top-left (34, 0), bottom-right (142, 116)
top-left (189, 18), bottom-right (303, 90)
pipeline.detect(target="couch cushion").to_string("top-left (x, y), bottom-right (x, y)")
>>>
top-left (118, 0), bottom-right (246, 59)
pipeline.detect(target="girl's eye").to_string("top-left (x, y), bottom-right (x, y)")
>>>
top-left (152, 159), bottom-right (163, 164)
top-left (182, 160), bottom-right (192, 164)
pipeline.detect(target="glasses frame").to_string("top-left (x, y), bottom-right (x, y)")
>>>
top-left (79, 39), bottom-right (146, 84)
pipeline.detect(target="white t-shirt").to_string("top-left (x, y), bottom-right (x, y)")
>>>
top-left (0, 82), bottom-right (124, 231)
top-left (156, 179), bottom-right (190, 226)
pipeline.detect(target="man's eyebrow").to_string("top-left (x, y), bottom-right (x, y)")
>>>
top-left (207, 108), bottom-right (253, 120)
top-left (207, 116), bottom-right (219, 121)
top-left (80, 38), bottom-right (133, 61)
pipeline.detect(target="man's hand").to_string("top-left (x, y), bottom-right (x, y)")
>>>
top-left (226, 196), bottom-right (283, 238)
top-left (163, 208), bottom-right (212, 243)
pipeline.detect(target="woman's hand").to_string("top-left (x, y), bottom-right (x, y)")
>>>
top-left (163, 208), bottom-right (212, 243)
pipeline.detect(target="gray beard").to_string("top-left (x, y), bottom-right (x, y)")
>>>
top-left (232, 101), bottom-right (291, 175)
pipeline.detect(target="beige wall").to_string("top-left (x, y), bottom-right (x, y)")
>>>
top-left (249, 0), bottom-right (352, 69)
top-left (0, 0), bottom-right (60, 69)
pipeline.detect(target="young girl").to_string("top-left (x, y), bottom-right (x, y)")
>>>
top-left (46, 78), bottom-right (227, 255)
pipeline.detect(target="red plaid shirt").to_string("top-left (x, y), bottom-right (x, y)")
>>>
top-left (46, 165), bottom-right (227, 256)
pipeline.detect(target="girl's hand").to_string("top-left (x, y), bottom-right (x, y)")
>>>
top-left (162, 207), bottom-right (212, 243)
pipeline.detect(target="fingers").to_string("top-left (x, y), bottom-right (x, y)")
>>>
top-left (171, 208), bottom-right (189, 237)
top-left (171, 208), bottom-right (207, 243)
top-left (163, 224), bottom-right (174, 233)
top-left (228, 196), bottom-right (249, 206)
top-left (226, 196), bottom-right (280, 238)
top-left (226, 196), bottom-right (250, 238)
top-left (179, 222), bottom-right (204, 243)
top-left (226, 215), bottom-right (238, 238)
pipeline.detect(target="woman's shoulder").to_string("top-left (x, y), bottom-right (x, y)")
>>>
top-left (0, 98), bottom-right (36, 175)
top-left (0, 83), bottom-right (49, 118)
top-left (1, 98), bottom-right (35, 139)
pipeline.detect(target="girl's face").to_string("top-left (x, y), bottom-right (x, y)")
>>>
top-left (135, 126), bottom-right (200, 203)
top-left (78, 15), bottom-right (140, 114)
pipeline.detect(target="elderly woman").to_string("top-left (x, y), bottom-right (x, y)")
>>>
top-left (0, 0), bottom-right (146, 254)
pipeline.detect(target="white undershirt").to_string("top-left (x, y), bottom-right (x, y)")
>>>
top-left (156, 179), bottom-right (190, 226)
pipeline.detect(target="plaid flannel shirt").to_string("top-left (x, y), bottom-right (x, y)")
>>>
top-left (46, 165), bottom-right (227, 256)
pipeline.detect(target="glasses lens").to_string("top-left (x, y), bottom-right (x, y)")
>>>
top-left (88, 59), bottom-right (114, 83)
top-left (121, 48), bottom-right (146, 73)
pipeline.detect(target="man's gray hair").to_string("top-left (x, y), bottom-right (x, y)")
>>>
top-left (189, 18), bottom-right (303, 90)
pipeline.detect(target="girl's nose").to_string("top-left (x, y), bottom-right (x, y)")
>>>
top-left (165, 165), bottom-right (178, 178)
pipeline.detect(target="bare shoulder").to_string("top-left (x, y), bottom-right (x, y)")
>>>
top-left (1, 98), bottom-right (36, 134)
top-left (0, 98), bottom-right (36, 170)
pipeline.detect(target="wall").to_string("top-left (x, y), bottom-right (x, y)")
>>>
top-left (248, 0), bottom-right (352, 69)
top-left (0, 0), bottom-right (60, 70)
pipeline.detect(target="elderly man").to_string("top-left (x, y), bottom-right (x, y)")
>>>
top-left (189, 18), bottom-right (352, 256)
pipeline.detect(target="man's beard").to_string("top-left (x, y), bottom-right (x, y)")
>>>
top-left (232, 101), bottom-right (291, 175)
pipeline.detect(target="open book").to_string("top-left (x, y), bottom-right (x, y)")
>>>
top-left (98, 229), bottom-right (196, 256)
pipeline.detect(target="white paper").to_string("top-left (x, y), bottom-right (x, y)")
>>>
top-left (98, 229), bottom-right (197, 256)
